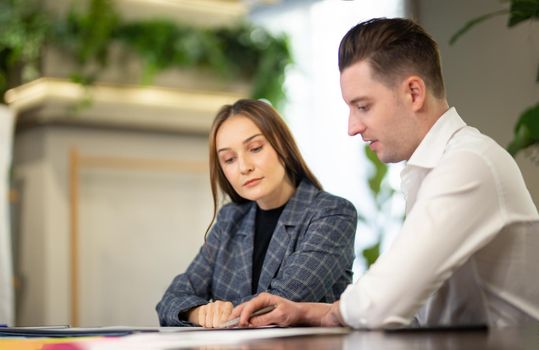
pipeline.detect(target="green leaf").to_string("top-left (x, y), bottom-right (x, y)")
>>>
top-left (508, 0), bottom-right (539, 27)
top-left (362, 241), bottom-right (381, 268)
top-left (249, 32), bottom-right (292, 109)
top-left (507, 102), bottom-right (539, 156)
top-left (449, 9), bottom-right (509, 45)
top-left (364, 145), bottom-right (388, 196)
top-left (68, 0), bottom-right (119, 65)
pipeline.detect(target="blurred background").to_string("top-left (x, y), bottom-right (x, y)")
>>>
top-left (0, 0), bottom-right (537, 327)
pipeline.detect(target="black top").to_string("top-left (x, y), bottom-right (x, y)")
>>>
top-left (252, 204), bottom-right (286, 294)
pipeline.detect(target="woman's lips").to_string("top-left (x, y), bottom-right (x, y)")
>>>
top-left (243, 177), bottom-right (263, 187)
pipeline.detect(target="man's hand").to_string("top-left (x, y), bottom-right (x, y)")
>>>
top-left (187, 300), bottom-right (233, 328)
top-left (228, 292), bottom-right (303, 327)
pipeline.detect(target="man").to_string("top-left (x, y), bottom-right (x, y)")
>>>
top-left (228, 17), bottom-right (539, 329)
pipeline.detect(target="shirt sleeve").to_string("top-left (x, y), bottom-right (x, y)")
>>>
top-left (340, 152), bottom-right (505, 329)
top-left (253, 198), bottom-right (357, 303)
top-left (155, 210), bottom-right (224, 326)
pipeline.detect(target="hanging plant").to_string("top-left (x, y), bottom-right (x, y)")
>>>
top-left (1, 0), bottom-right (292, 109)
top-left (0, 0), bottom-right (49, 98)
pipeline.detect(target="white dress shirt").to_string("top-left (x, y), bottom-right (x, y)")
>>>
top-left (340, 107), bottom-right (539, 328)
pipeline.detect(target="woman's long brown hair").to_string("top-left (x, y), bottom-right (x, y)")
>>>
top-left (205, 99), bottom-right (322, 236)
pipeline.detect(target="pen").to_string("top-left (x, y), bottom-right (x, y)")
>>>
top-left (222, 305), bottom-right (276, 328)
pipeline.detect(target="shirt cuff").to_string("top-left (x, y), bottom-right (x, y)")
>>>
top-left (339, 282), bottom-right (414, 329)
top-left (339, 283), bottom-right (369, 328)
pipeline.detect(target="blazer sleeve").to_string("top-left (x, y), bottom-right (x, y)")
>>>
top-left (155, 209), bottom-right (226, 326)
top-left (249, 196), bottom-right (357, 303)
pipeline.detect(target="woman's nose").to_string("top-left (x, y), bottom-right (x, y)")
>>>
top-left (239, 157), bottom-right (254, 175)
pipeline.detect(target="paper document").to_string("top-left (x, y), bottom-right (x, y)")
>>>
top-left (0, 326), bottom-right (200, 337)
top-left (45, 327), bottom-right (350, 350)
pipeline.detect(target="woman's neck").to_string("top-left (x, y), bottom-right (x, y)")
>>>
top-left (256, 177), bottom-right (296, 210)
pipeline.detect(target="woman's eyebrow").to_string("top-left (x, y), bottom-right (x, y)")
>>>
top-left (217, 133), bottom-right (263, 153)
top-left (242, 133), bottom-right (263, 144)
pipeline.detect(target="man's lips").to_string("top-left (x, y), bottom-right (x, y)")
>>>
top-left (243, 177), bottom-right (263, 187)
top-left (367, 140), bottom-right (378, 150)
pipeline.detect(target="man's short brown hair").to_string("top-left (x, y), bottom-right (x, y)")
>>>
top-left (338, 17), bottom-right (445, 98)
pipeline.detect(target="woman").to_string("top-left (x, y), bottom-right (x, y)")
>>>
top-left (156, 99), bottom-right (357, 327)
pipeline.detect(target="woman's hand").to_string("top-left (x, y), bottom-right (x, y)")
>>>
top-left (188, 300), bottom-right (234, 328)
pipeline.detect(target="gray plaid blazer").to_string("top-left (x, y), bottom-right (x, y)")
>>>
top-left (156, 179), bottom-right (357, 326)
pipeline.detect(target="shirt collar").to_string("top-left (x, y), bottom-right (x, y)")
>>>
top-left (407, 107), bottom-right (467, 169)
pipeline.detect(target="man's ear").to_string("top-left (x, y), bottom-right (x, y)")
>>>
top-left (403, 75), bottom-right (426, 112)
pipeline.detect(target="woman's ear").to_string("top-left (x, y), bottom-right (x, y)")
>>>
top-left (403, 75), bottom-right (426, 112)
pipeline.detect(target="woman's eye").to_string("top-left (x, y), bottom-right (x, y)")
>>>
top-left (223, 157), bottom-right (235, 164)
top-left (251, 146), bottom-right (263, 153)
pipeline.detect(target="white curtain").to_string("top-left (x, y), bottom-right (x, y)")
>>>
top-left (0, 104), bottom-right (14, 326)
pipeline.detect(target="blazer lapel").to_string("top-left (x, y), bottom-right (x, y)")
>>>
top-left (256, 180), bottom-right (317, 292)
top-left (235, 203), bottom-right (256, 296)
top-left (256, 221), bottom-right (293, 292)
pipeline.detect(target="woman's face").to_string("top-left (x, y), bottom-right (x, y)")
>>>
top-left (215, 114), bottom-right (295, 209)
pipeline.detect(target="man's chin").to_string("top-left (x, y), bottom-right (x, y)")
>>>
top-left (373, 150), bottom-right (387, 163)
top-left (377, 152), bottom-right (402, 164)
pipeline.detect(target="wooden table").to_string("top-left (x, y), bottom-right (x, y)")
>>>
top-left (191, 324), bottom-right (539, 350)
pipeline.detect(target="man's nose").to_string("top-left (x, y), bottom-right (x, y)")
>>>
top-left (348, 115), bottom-right (366, 136)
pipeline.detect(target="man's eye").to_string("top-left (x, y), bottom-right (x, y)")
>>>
top-left (357, 105), bottom-right (369, 111)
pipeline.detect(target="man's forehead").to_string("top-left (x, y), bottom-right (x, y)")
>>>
top-left (340, 61), bottom-right (375, 101)
top-left (341, 59), bottom-right (373, 76)
top-left (340, 61), bottom-right (377, 88)
top-left (340, 60), bottom-right (403, 101)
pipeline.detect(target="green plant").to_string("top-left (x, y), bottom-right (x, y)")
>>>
top-left (450, 0), bottom-right (539, 161)
top-left (0, 0), bottom-right (49, 101)
top-left (52, 0), bottom-right (120, 85)
top-left (507, 102), bottom-right (539, 162)
top-left (359, 145), bottom-right (401, 268)
top-left (0, 0), bottom-right (292, 109)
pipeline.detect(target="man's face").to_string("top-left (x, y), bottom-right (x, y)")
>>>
top-left (340, 60), bottom-right (422, 163)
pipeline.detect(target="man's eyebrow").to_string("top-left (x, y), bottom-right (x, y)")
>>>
top-left (217, 133), bottom-right (263, 153)
top-left (349, 96), bottom-right (370, 105)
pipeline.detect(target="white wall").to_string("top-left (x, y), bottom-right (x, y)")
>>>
top-left (0, 105), bottom-right (15, 325)
top-left (13, 125), bottom-right (212, 326)
top-left (416, 0), bottom-right (539, 206)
